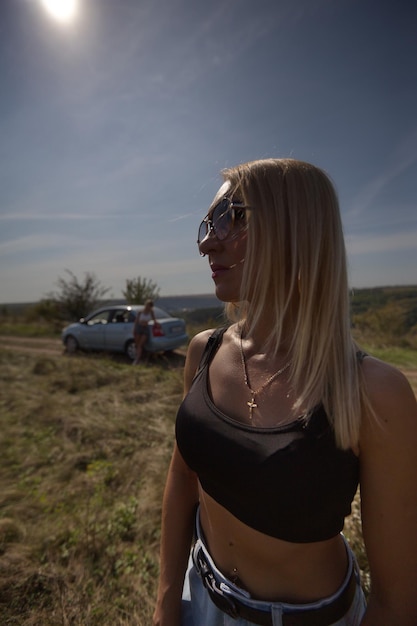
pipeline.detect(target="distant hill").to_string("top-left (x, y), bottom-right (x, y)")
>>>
top-left (350, 285), bottom-right (417, 316)
top-left (351, 285), bottom-right (417, 345)
top-left (0, 294), bottom-right (222, 317)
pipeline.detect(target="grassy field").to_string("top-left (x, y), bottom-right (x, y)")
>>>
top-left (0, 348), bottom-right (184, 625)
top-left (0, 325), bottom-right (416, 624)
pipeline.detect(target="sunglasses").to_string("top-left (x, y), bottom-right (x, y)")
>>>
top-left (197, 197), bottom-right (249, 245)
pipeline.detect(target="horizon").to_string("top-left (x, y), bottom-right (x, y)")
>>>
top-left (2, 283), bottom-right (417, 309)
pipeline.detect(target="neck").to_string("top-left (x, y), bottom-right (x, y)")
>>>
top-left (240, 317), bottom-right (292, 358)
top-left (242, 287), bottom-right (300, 354)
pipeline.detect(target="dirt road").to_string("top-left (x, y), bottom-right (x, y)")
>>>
top-left (0, 335), bottom-right (187, 366)
top-left (0, 335), bottom-right (64, 356)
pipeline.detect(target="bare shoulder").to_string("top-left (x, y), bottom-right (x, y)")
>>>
top-left (359, 355), bottom-right (417, 448)
top-left (187, 328), bottom-right (216, 361)
top-left (361, 354), bottom-right (412, 388)
top-left (183, 328), bottom-right (216, 395)
top-left (361, 356), bottom-right (416, 420)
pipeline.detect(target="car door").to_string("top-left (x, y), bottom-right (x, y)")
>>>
top-left (104, 309), bottom-right (133, 351)
top-left (82, 309), bottom-right (110, 349)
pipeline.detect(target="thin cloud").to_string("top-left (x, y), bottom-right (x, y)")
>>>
top-left (0, 211), bottom-right (107, 222)
top-left (346, 229), bottom-right (417, 255)
top-left (0, 233), bottom-right (86, 256)
top-left (347, 127), bottom-right (417, 220)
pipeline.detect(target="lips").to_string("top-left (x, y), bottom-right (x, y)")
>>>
top-left (210, 263), bottom-right (230, 279)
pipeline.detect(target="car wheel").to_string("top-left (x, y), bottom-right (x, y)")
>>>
top-left (125, 339), bottom-right (136, 362)
top-left (65, 335), bottom-right (79, 354)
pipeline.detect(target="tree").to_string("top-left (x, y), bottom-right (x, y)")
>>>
top-left (122, 276), bottom-right (160, 304)
top-left (49, 270), bottom-right (110, 321)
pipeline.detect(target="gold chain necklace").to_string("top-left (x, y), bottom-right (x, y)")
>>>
top-left (239, 325), bottom-right (291, 420)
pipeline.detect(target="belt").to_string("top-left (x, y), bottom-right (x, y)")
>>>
top-left (194, 545), bottom-right (357, 626)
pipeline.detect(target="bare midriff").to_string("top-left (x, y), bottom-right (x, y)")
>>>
top-left (198, 487), bottom-right (348, 603)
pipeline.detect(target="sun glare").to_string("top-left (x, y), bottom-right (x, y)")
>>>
top-left (40, 0), bottom-right (78, 23)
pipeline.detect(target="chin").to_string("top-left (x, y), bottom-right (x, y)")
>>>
top-left (213, 283), bottom-right (240, 303)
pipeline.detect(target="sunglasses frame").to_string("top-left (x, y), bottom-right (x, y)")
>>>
top-left (197, 197), bottom-right (249, 246)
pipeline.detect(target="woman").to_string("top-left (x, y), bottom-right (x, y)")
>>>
top-left (132, 299), bottom-right (157, 364)
top-left (153, 159), bottom-right (417, 625)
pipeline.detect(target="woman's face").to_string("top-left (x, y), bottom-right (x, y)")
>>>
top-left (198, 181), bottom-right (247, 303)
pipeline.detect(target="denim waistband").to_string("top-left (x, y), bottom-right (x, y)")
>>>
top-left (192, 508), bottom-right (360, 625)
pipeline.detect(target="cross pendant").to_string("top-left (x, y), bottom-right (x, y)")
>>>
top-left (247, 396), bottom-right (257, 419)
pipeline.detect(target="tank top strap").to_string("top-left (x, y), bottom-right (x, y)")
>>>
top-left (356, 350), bottom-right (368, 363)
top-left (193, 326), bottom-right (228, 381)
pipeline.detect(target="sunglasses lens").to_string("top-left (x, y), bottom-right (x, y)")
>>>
top-left (197, 221), bottom-right (208, 243)
top-left (211, 199), bottom-right (232, 240)
top-left (197, 198), bottom-right (245, 245)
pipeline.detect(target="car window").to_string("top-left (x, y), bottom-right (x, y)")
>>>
top-left (110, 310), bottom-right (130, 323)
top-left (87, 311), bottom-right (109, 325)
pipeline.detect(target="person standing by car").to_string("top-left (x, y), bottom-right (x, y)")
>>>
top-left (133, 300), bottom-right (157, 364)
top-left (153, 158), bottom-right (417, 625)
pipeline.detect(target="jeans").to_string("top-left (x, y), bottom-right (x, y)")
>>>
top-left (181, 516), bottom-right (366, 626)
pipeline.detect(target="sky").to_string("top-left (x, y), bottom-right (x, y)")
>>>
top-left (0, 0), bottom-right (416, 304)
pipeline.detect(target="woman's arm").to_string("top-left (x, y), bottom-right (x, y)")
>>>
top-left (153, 330), bottom-right (213, 626)
top-left (153, 445), bottom-right (198, 626)
top-left (133, 312), bottom-right (141, 334)
top-left (359, 359), bottom-right (417, 625)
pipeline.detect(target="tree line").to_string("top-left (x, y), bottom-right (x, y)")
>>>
top-left (29, 270), bottom-right (161, 322)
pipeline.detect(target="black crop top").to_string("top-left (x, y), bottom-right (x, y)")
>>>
top-left (176, 327), bottom-right (360, 543)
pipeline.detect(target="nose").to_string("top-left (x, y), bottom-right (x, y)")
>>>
top-left (198, 227), bottom-right (221, 257)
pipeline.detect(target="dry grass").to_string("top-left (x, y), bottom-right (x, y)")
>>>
top-left (0, 349), bottom-right (184, 625)
top-left (1, 339), bottom-right (416, 624)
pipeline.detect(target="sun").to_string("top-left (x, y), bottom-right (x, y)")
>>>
top-left (40, 0), bottom-right (78, 23)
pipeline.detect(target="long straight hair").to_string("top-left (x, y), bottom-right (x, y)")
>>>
top-left (222, 158), bottom-right (364, 450)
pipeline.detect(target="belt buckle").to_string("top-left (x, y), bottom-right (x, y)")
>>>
top-left (195, 549), bottom-right (239, 619)
top-left (207, 582), bottom-right (239, 619)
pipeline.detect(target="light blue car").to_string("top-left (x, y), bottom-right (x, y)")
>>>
top-left (62, 304), bottom-right (188, 361)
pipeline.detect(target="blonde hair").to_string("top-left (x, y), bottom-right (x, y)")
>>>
top-left (222, 158), bottom-right (364, 449)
